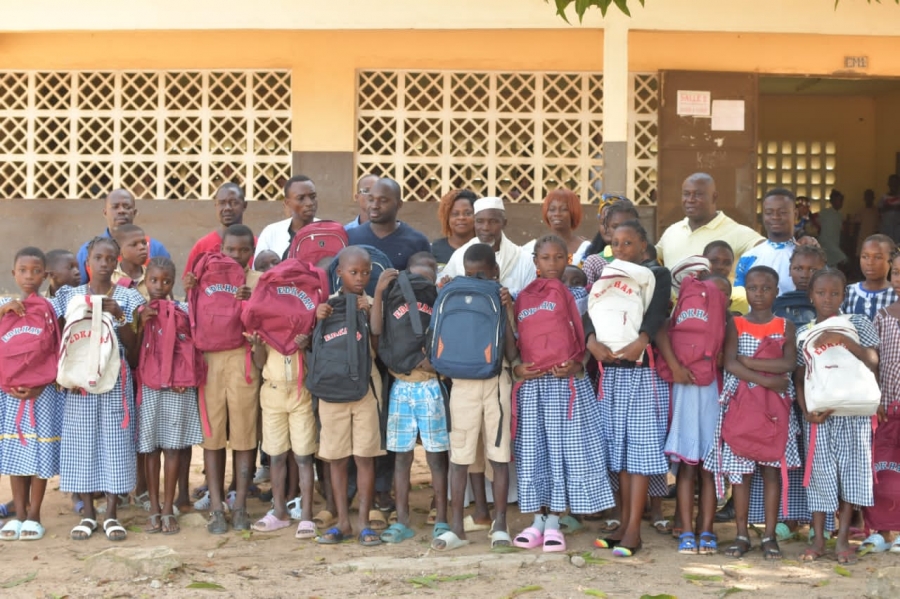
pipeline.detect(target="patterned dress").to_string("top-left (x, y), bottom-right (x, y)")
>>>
top-left (0, 297), bottom-right (64, 479)
top-left (842, 283), bottom-right (898, 322)
top-left (137, 301), bottom-right (204, 453)
top-left (874, 308), bottom-right (900, 411)
top-left (52, 284), bottom-right (145, 494)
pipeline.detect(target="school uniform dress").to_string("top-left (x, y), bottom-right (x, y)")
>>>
top-left (665, 381), bottom-right (720, 466)
top-left (798, 315), bottom-right (878, 512)
top-left (52, 284), bottom-right (145, 494)
top-left (874, 308), bottom-right (900, 412)
top-left (842, 283), bottom-right (898, 322)
top-left (0, 298), bottom-right (64, 479)
top-left (136, 301), bottom-right (204, 453)
top-left (704, 317), bottom-right (801, 490)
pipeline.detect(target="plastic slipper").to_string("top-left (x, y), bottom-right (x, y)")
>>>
top-left (72, 499), bottom-right (85, 516)
top-left (724, 535), bottom-right (752, 558)
top-left (558, 514), bottom-right (584, 534)
top-left (859, 533), bottom-right (891, 553)
top-left (698, 531), bottom-right (718, 555)
top-left (358, 527), bottom-right (382, 546)
top-left (512, 526), bottom-right (544, 549)
top-left (103, 518), bottom-right (127, 542)
top-left (207, 511), bottom-right (228, 535)
top-left (286, 497), bottom-right (303, 521)
top-left (225, 491), bottom-right (237, 511)
top-left (431, 530), bottom-right (469, 551)
top-left (593, 537), bottom-right (620, 549)
top-left (193, 491), bottom-right (211, 511)
top-left (542, 528), bottom-right (566, 552)
top-left (380, 522), bottom-right (415, 544)
top-left (388, 510), bottom-right (398, 524)
top-left (135, 491), bottom-right (152, 512)
top-left (161, 514), bottom-right (180, 535)
top-left (490, 522), bottom-right (512, 549)
top-left (598, 519), bottom-right (621, 533)
top-left (775, 522), bottom-right (796, 542)
top-left (807, 528), bottom-right (832, 544)
top-left (426, 508), bottom-right (438, 525)
top-left (317, 527), bottom-right (345, 544)
top-left (678, 532), bottom-right (698, 555)
top-left (0, 520), bottom-right (22, 541)
top-left (70, 518), bottom-right (97, 541)
top-left (295, 520), bottom-right (316, 540)
top-left (368, 509), bottom-right (388, 531)
top-left (463, 514), bottom-right (490, 532)
top-left (232, 508), bottom-right (251, 531)
top-left (19, 520), bottom-right (45, 541)
top-left (432, 522), bottom-right (451, 539)
top-left (313, 509), bottom-right (335, 529)
top-left (612, 543), bottom-right (642, 558)
top-left (252, 513), bottom-right (292, 532)
top-left (890, 536), bottom-right (900, 554)
top-left (801, 547), bottom-right (825, 562)
top-left (653, 519), bottom-right (673, 535)
top-left (145, 513), bottom-right (162, 534)
top-left (96, 494), bottom-right (130, 515)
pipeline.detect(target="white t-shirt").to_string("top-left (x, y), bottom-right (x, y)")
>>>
top-left (441, 234), bottom-right (536, 295)
top-left (254, 217), bottom-right (320, 263)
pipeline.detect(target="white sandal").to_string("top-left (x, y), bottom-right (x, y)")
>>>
top-left (103, 518), bottom-right (127, 542)
top-left (70, 518), bottom-right (98, 541)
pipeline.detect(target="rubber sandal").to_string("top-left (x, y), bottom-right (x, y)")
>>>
top-left (612, 542), bottom-right (642, 557)
top-left (890, 536), bottom-right (900, 554)
top-left (426, 508), bottom-right (438, 525)
top-left (490, 522), bottom-right (512, 549)
top-left (19, 520), bottom-right (45, 541)
top-left (432, 522), bottom-right (451, 539)
top-left (368, 509), bottom-right (388, 531)
top-left (542, 528), bottom-right (566, 552)
top-left (837, 548), bottom-right (858, 565)
top-left (135, 491), bottom-right (152, 512)
top-left (678, 531), bottom-right (698, 555)
top-left (295, 520), bottom-right (316, 540)
top-left (558, 514), bottom-right (584, 534)
top-left (285, 497), bottom-right (303, 521)
top-left (775, 522), bottom-right (795, 542)
top-left (598, 519), bottom-right (621, 533)
top-left (72, 499), bottom-right (85, 516)
top-left (161, 514), bottom-right (180, 535)
top-left (145, 513), bottom-right (162, 534)
top-left (463, 514), bottom-right (490, 532)
top-left (513, 526), bottom-right (544, 549)
top-left (388, 510), bottom-right (398, 524)
top-left (225, 491), bottom-right (237, 511)
top-left (431, 530), bottom-right (469, 551)
top-left (0, 520), bottom-right (22, 541)
top-left (593, 537), bottom-right (620, 549)
top-left (96, 494), bottom-right (130, 514)
top-left (70, 518), bottom-right (97, 541)
top-left (103, 518), bottom-right (127, 542)
top-left (316, 527), bottom-right (345, 545)
top-left (252, 513), bottom-right (291, 532)
top-left (193, 491), bottom-right (211, 511)
top-left (358, 527), bottom-right (382, 546)
top-left (380, 522), bottom-right (415, 544)
top-left (698, 532), bottom-right (718, 555)
top-left (313, 509), bottom-right (335, 529)
top-left (760, 536), bottom-right (783, 561)
top-left (653, 519), bottom-right (673, 535)
top-left (725, 535), bottom-right (752, 558)
top-left (207, 510), bottom-right (228, 535)
top-left (801, 547), bottom-right (824, 562)
top-left (232, 507), bottom-right (251, 531)
top-left (859, 533), bottom-right (891, 553)
top-left (807, 528), bottom-right (832, 544)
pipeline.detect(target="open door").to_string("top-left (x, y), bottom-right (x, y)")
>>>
top-left (657, 71), bottom-right (759, 234)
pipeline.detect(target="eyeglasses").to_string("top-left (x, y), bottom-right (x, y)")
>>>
top-left (357, 188), bottom-right (371, 196)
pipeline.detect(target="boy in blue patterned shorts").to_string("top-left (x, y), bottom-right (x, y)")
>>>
top-left (370, 257), bottom-right (449, 543)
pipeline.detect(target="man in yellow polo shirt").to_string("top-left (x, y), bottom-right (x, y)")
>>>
top-left (656, 173), bottom-right (764, 270)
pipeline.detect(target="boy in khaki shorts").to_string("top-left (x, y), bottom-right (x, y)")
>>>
top-left (433, 243), bottom-right (519, 551)
top-left (186, 224), bottom-right (261, 534)
top-left (314, 247), bottom-right (385, 547)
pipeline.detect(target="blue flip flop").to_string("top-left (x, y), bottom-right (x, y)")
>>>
top-left (432, 522), bottom-right (451, 539)
top-left (316, 527), bottom-right (345, 545)
top-left (380, 522), bottom-right (415, 544)
top-left (358, 527), bottom-right (382, 546)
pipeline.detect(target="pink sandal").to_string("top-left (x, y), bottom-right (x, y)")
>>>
top-left (543, 528), bottom-right (566, 552)
top-left (513, 526), bottom-right (544, 549)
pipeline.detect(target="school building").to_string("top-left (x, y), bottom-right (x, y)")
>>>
top-left (1, 0), bottom-right (900, 291)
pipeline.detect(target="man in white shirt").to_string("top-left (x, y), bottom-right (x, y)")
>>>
top-left (441, 196), bottom-right (536, 295)
top-left (254, 175), bottom-right (319, 262)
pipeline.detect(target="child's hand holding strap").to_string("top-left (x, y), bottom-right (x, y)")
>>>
top-left (315, 303), bottom-right (333, 321)
top-left (182, 272), bottom-right (198, 291)
top-left (514, 362), bottom-right (543, 380)
top-left (374, 269), bottom-right (398, 296)
top-left (100, 297), bottom-right (126, 324)
top-left (139, 304), bottom-right (158, 326)
top-left (586, 335), bottom-right (614, 363)
top-left (356, 294), bottom-right (370, 312)
top-left (551, 360), bottom-right (582, 378)
top-left (295, 333), bottom-right (310, 352)
top-left (235, 285), bottom-right (252, 301)
top-left (499, 287), bottom-right (513, 310)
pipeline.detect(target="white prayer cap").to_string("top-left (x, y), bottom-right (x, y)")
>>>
top-left (473, 196), bottom-right (505, 214)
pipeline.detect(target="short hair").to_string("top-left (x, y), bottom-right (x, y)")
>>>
top-left (613, 219), bottom-right (649, 244)
top-left (357, 173), bottom-right (378, 192)
top-left (283, 175), bottom-right (313, 197)
top-left (337, 245), bottom-right (372, 266)
top-left (463, 243), bottom-right (497, 268)
top-left (374, 177), bottom-right (402, 202)
top-left (763, 188), bottom-right (796, 202)
top-left (86, 236), bottom-right (120, 257)
top-left (809, 266), bottom-right (846, 291)
top-left (45, 249), bottom-right (75, 266)
top-left (222, 224), bottom-right (254, 245)
top-left (541, 189), bottom-right (583, 230)
top-left (602, 199), bottom-right (639, 230)
top-left (563, 265), bottom-right (587, 287)
top-left (862, 233), bottom-right (897, 253)
top-left (703, 240), bottom-right (734, 258)
top-left (437, 189), bottom-right (478, 237)
top-left (13, 246), bottom-right (45, 267)
top-left (408, 251), bottom-right (436, 270)
top-left (215, 182), bottom-right (245, 201)
top-left (533, 234), bottom-right (568, 257)
top-left (111, 223), bottom-right (144, 240)
top-left (790, 244), bottom-right (827, 265)
top-left (253, 250), bottom-right (280, 271)
top-left (146, 256), bottom-right (176, 278)
top-left (745, 264), bottom-right (779, 286)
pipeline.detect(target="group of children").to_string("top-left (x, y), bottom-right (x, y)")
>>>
top-left (0, 197), bottom-right (898, 569)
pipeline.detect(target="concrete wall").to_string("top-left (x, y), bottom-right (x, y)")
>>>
top-left (875, 90), bottom-right (900, 192)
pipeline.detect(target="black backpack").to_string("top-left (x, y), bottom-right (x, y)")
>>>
top-left (307, 293), bottom-right (372, 403)
top-left (773, 290), bottom-right (816, 330)
top-left (378, 271), bottom-right (437, 375)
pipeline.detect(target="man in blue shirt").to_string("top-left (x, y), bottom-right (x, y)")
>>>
top-left (76, 189), bottom-right (171, 283)
top-left (347, 177), bottom-right (430, 270)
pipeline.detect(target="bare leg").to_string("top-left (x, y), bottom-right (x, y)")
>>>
top-left (393, 450), bottom-right (414, 527)
top-left (269, 451), bottom-right (290, 521)
top-left (329, 457), bottom-right (352, 536)
top-left (296, 454), bottom-right (315, 522)
top-left (204, 448), bottom-right (227, 512)
top-left (355, 456), bottom-right (376, 541)
top-left (490, 461), bottom-right (509, 536)
top-left (468, 472), bottom-right (491, 525)
top-left (144, 450), bottom-right (162, 532)
top-left (446, 462), bottom-right (470, 543)
top-left (426, 451), bottom-right (449, 524)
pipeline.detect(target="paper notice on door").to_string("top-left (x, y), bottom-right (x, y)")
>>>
top-left (711, 100), bottom-right (745, 131)
top-left (676, 90), bottom-right (711, 116)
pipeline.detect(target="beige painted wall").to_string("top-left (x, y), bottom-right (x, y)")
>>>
top-left (875, 90), bottom-right (900, 194)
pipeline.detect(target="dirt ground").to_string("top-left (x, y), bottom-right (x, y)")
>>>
top-left (0, 448), bottom-right (894, 599)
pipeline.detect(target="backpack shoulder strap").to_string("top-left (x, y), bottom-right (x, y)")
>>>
top-left (116, 278), bottom-right (133, 289)
top-left (88, 295), bottom-right (104, 386)
top-left (345, 294), bottom-right (359, 381)
top-left (315, 265), bottom-right (330, 301)
top-left (397, 271), bottom-right (423, 337)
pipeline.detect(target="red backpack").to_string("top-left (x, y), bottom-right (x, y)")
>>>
top-left (0, 294), bottom-right (60, 393)
top-left (864, 404), bottom-right (900, 531)
top-left (286, 221), bottom-right (348, 265)
top-left (515, 278), bottom-right (586, 373)
top-left (657, 277), bottom-right (727, 386)
top-left (189, 251), bottom-right (247, 352)
top-left (139, 300), bottom-right (207, 390)
top-left (241, 260), bottom-right (329, 356)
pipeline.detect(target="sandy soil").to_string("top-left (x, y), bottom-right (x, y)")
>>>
top-left (0, 448), bottom-right (892, 598)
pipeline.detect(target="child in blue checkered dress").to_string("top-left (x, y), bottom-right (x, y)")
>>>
top-left (842, 235), bottom-right (897, 322)
top-left (52, 237), bottom-right (145, 542)
top-left (0, 248), bottom-right (64, 541)
top-left (796, 268), bottom-right (879, 565)
top-left (587, 221), bottom-right (671, 558)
